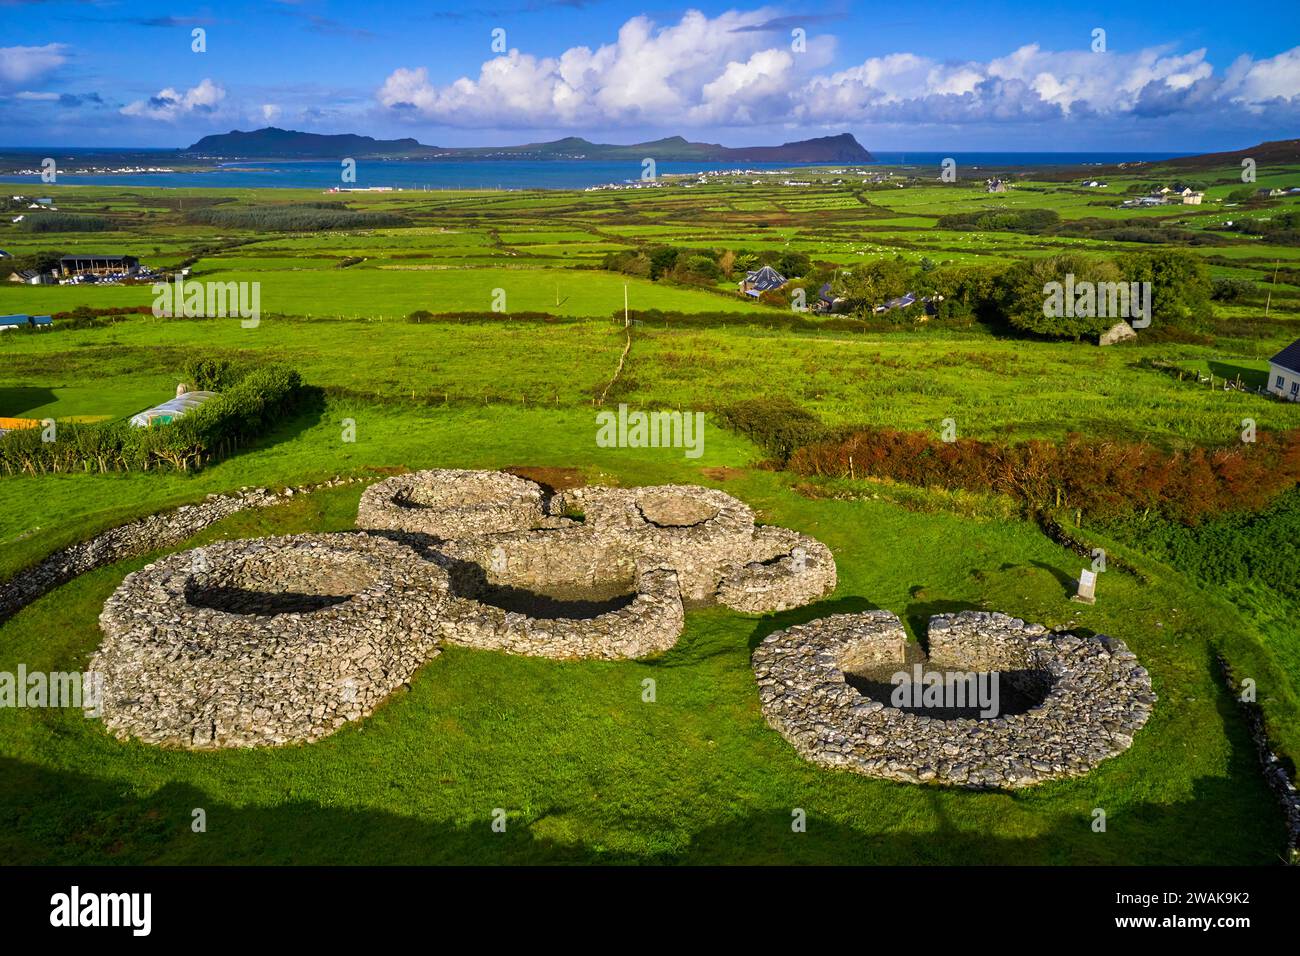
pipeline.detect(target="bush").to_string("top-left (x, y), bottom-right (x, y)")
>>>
top-left (1117, 249), bottom-right (1214, 331)
top-left (1103, 488), bottom-right (1300, 603)
top-left (0, 364), bottom-right (304, 475)
top-left (1211, 277), bottom-right (1257, 302)
top-left (937, 208), bottom-right (1059, 234)
top-left (0, 249), bottom-right (65, 280)
top-left (787, 426), bottom-right (1300, 525)
top-left (683, 254), bottom-right (722, 281)
top-left (21, 214), bottom-right (112, 233)
top-left (995, 253), bottom-right (1122, 339)
top-left (181, 357), bottom-right (243, 391)
top-left (715, 398), bottom-right (830, 464)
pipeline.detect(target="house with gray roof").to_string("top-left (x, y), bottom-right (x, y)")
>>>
top-left (1267, 338), bottom-right (1300, 402)
top-left (739, 265), bottom-right (787, 297)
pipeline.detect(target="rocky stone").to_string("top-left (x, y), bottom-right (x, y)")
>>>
top-left (92, 533), bottom-right (451, 749)
top-left (751, 610), bottom-right (1155, 788)
top-left (88, 470), bottom-right (837, 749)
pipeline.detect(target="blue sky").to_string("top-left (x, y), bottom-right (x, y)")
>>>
top-left (1, 0), bottom-right (1297, 150)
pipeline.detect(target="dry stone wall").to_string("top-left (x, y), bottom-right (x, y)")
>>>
top-left (92, 470), bottom-right (837, 748)
top-left (0, 477), bottom-right (364, 625)
top-left (753, 610), bottom-right (1156, 788)
top-left (357, 469), bottom-right (557, 538)
top-left (93, 533), bottom-right (451, 749)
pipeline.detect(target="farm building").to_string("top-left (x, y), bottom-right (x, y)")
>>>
top-left (129, 391), bottom-right (218, 428)
top-left (739, 265), bottom-right (787, 297)
top-left (58, 255), bottom-right (141, 279)
top-left (874, 292), bottom-right (944, 316)
top-left (7, 270), bottom-right (54, 285)
top-left (0, 314), bottom-right (52, 331)
top-left (1267, 339), bottom-right (1300, 402)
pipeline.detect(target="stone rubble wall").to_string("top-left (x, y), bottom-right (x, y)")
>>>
top-left (926, 611), bottom-right (1046, 671)
top-left (441, 561), bottom-right (684, 661)
top-left (357, 469), bottom-right (554, 539)
top-left (753, 610), bottom-right (1156, 789)
top-left (364, 474), bottom-right (837, 611)
top-left (89, 470), bottom-right (838, 749)
top-left (92, 533), bottom-right (451, 749)
top-left (716, 526), bottom-right (838, 614)
top-left (1218, 654), bottom-right (1300, 861)
top-left (0, 476), bottom-right (365, 625)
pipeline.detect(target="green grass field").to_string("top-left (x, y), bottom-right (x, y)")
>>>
top-left (2, 161), bottom-right (1298, 865)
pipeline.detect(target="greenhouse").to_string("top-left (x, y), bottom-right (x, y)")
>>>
top-left (128, 391), bottom-right (218, 428)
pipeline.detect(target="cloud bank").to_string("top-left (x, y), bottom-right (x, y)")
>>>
top-left (375, 9), bottom-right (1300, 131)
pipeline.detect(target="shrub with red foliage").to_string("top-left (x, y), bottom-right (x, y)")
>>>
top-left (790, 427), bottom-right (1300, 524)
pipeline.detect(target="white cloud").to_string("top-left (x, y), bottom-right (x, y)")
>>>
top-left (262, 103), bottom-right (281, 122)
top-left (121, 78), bottom-right (226, 120)
top-left (378, 8), bottom-right (827, 128)
top-left (0, 43), bottom-right (69, 88)
top-left (1221, 48), bottom-right (1300, 109)
top-left (373, 9), bottom-right (1300, 131)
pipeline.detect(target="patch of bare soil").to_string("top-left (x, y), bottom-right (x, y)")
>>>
top-left (504, 465), bottom-right (587, 493)
top-left (700, 466), bottom-right (747, 481)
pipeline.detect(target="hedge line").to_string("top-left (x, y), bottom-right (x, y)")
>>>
top-left (0, 364), bottom-right (304, 475)
top-left (715, 397), bottom-right (1300, 524)
top-left (188, 205), bottom-right (410, 231)
top-left (789, 425), bottom-right (1300, 525)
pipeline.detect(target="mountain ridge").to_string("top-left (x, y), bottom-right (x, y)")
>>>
top-left (184, 127), bottom-right (875, 163)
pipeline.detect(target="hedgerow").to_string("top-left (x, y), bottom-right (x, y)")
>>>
top-left (187, 205), bottom-right (410, 231)
top-left (789, 425), bottom-right (1300, 524)
top-left (0, 364), bottom-right (304, 475)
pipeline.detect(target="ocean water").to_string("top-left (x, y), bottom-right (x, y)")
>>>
top-left (0, 152), bottom-right (1192, 191)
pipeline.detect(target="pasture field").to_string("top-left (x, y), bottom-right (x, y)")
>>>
top-left (2, 158), bottom-right (1299, 865)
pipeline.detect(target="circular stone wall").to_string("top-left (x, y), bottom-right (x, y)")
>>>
top-left (752, 610), bottom-right (1155, 788)
top-left (357, 469), bottom-right (552, 539)
top-left (90, 472), bottom-right (842, 749)
top-left (359, 472), bottom-right (836, 612)
top-left (441, 559), bottom-right (685, 660)
top-left (93, 533), bottom-right (452, 749)
top-left (717, 526), bottom-right (837, 613)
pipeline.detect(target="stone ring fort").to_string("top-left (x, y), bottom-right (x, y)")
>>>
top-left (85, 468), bottom-right (1153, 789)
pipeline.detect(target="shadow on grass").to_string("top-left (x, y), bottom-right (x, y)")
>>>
top-left (0, 386), bottom-right (57, 418)
top-left (0, 636), bottom-right (1283, 866)
top-left (744, 595), bottom-right (880, 652)
top-left (1207, 361), bottom-right (1267, 389)
top-left (1029, 560), bottom-right (1080, 599)
top-left (0, 741), bottom-right (1281, 865)
top-left (242, 385), bottom-right (328, 452)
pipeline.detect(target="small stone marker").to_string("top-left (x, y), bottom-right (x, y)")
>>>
top-left (1072, 568), bottom-right (1097, 605)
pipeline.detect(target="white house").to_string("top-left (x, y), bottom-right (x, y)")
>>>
top-left (1267, 339), bottom-right (1300, 402)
